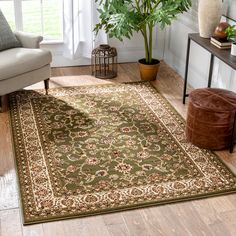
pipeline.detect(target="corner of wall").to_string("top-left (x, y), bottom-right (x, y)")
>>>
top-left (163, 1), bottom-right (236, 90)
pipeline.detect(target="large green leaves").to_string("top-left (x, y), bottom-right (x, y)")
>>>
top-left (95, 0), bottom-right (142, 40)
top-left (95, 0), bottom-right (191, 37)
top-left (95, 0), bottom-right (192, 62)
top-left (147, 0), bottom-right (192, 29)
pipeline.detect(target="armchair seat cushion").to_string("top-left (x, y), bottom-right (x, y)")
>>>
top-left (0, 48), bottom-right (52, 81)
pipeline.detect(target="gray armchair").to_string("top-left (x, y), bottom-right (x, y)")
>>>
top-left (0, 31), bottom-right (52, 112)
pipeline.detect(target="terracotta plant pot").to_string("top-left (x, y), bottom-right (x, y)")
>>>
top-left (138, 59), bottom-right (160, 81)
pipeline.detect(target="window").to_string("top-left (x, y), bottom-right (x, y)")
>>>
top-left (0, 0), bottom-right (15, 29)
top-left (0, 0), bottom-right (63, 41)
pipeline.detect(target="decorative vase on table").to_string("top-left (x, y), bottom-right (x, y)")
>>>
top-left (198, 0), bottom-right (223, 38)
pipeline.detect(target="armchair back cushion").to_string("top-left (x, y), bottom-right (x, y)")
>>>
top-left (0, 9), bottom-right (21, 51)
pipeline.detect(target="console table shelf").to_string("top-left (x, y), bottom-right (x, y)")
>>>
top-left (183, 33), bottom-right (236, 104)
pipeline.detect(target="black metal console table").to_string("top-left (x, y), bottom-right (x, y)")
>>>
top-left (183, 33), bottom-right (236, 104)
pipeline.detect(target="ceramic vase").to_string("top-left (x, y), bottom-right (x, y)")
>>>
top-left (231, 43), bottom-right (236, 56)
top-left (198, 0), bottom-right (223, 38)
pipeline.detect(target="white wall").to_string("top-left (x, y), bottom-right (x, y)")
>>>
top-left (109, 26), bottom-right (165, 63)
top-left (43, 27), bottom-right (165, 67)
top-left (164, 0), bottom-right (236, 91)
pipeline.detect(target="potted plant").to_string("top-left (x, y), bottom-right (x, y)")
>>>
top-left (225, 25), bottom-right (236, 56)
top-left (95, 0), bottom-right (192, 81)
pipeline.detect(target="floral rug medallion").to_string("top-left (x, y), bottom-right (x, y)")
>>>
top-left (9, 82), bottom-right (236, 224)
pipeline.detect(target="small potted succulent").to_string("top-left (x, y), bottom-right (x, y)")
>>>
top-left (225, 25), bottom-right (236, 56)
top-left (95, 0), bottom-right (192, 81)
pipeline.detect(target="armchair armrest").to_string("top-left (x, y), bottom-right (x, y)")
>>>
top-left (14, 31), bottom-right (43, 49)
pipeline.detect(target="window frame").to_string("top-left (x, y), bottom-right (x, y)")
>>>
top-left (2, 0), bottom-right (64, 43)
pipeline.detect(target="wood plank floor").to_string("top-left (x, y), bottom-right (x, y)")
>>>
top-left (1, 62), bottom-right (236, 236)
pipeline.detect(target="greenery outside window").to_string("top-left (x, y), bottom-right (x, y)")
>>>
top-left (0, 0), bottom-right (63, 41)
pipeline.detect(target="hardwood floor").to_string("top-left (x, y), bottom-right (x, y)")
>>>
top-left (1, 62), bottom-right (236, 236)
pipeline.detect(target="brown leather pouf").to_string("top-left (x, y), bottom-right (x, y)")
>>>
top-left (186, 88), bottom-right (236, 150)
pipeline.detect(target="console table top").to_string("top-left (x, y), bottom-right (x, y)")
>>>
top-left (189, 33), bottom-right (236, 70)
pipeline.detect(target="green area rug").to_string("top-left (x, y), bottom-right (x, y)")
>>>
top-left (9, 82), bottom-right (236, 225)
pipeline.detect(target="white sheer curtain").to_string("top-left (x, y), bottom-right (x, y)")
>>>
top-left (63, 0), bottom-right (107, 60)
